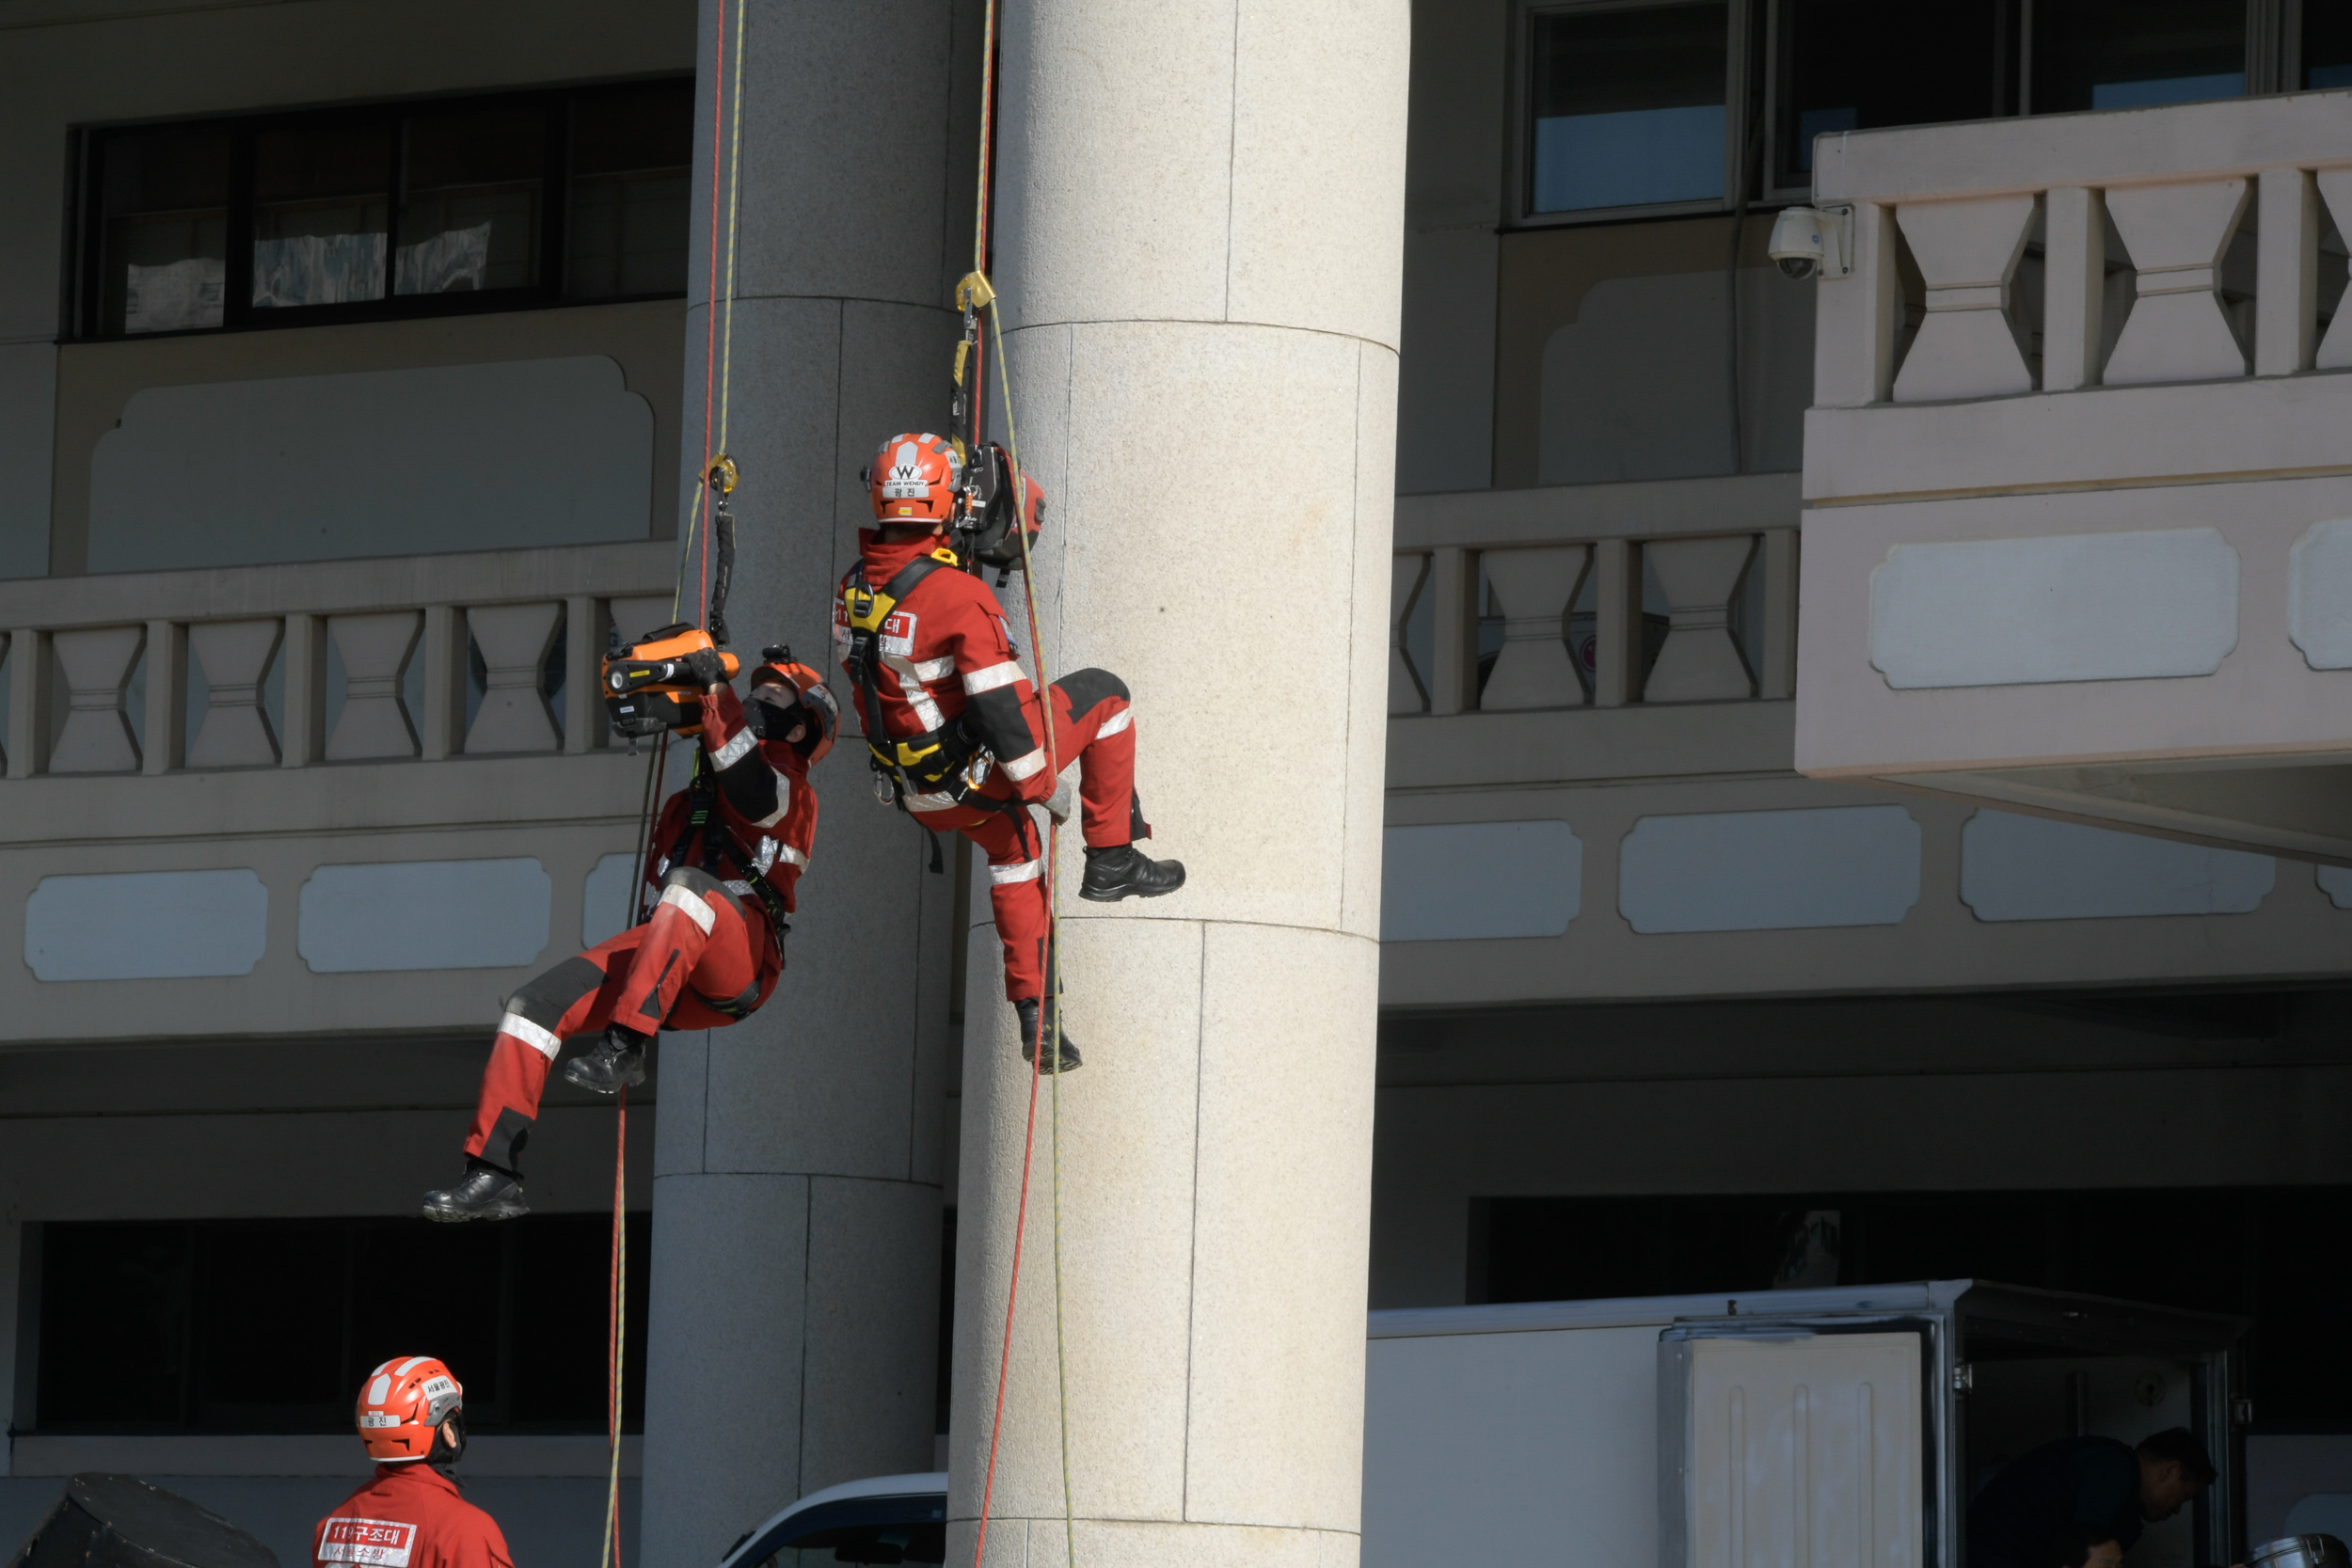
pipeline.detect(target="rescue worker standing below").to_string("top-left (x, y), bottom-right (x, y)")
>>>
top-left (312, 1356), bottom-right (511, 1568)
top-left (421, 647), bottom-right (835, 1221)
top-left (839, 432), bottom-right (1184, 1070)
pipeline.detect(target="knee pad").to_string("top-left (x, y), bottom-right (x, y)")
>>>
top-left (1057, 667), bottom-right (1129, 724)
top-left (662, 865), bottom-right (728, 898)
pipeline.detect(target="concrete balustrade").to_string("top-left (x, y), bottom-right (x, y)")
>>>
top-left (1477, 545), bottom-right (1589, 712)
top-left (1388, 501), bottom-right (1792, 716)
top-left (1814, 92), bottom-right (2352, 417)
top-left (186, 619), bottom-right (284, 768)
top-left (50, 625), bottom-right (146, 774)
top-left (464, 602), bottom-right (563, 754)
top-left (0, 540), bottom-right (673, 780)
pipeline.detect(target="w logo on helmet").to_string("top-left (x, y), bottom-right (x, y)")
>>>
top-left (867, 432), bottom-right (961, 518)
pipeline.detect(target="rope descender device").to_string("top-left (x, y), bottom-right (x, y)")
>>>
top-left (705, 453), bottom-right (739, 648)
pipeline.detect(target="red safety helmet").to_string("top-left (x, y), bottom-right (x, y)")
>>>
top-left (749, 645), bottom-right (839, 765)
top-left (355, 1356), bottom-right (464, 1464)
top-left (864, 432), bottom-right (962, 523)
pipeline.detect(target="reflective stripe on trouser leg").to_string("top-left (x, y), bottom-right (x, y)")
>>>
top-left (463, 948), bottom-right (625, 1170)
top-left (612, 867), bottom-right (761, 1028)
top-left (1050, 671), bottom-right (1138, 848)
top-left (947, 805), bottom-right (1050, 1001)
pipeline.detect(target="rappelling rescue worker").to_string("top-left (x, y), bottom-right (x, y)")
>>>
top-left (421, 649), bottom-right (837, 1222)
top-left (312, 1355), bottom-right (511, 1568)
top-left (838, 431), bottom-right (1185, 1071)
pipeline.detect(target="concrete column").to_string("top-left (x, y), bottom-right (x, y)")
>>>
top-left (638, 5), bottom-right (981, 1566)
top-left (948, 3), bottom-right (1407, 1565)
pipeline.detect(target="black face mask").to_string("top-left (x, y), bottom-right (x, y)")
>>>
top-left (744, 683), bottom-right (805, 744)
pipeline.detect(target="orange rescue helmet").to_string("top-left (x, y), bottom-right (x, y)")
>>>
top-left (748, 645), bottom-right (839, 765)
top-left (865, 432), bottom-right (962, 524)
top-left (355, 1356), bottom-right (464, 1464)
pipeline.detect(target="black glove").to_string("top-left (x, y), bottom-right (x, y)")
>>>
top-left (682, 646), bottom-right (728, 689)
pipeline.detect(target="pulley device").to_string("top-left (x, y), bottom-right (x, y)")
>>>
top-left (948, 272), bottom-right (1045, 579)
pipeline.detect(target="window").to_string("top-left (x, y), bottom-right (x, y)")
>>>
top-left (75, 78), bottom-right (690, 340)
top-left (2305, 1), bottom-right (2352, 89)
top-left (2031, 0), bottom-right (2247, 113)
top-left (1514, 3), bottom-right (2323, 225)
top-left (1774, 0), bottom-right (2015, 184)
top-left (1526, 2), bottom-right (1733, 216)
top-left (23, 1215), bottom-right (647, 1433)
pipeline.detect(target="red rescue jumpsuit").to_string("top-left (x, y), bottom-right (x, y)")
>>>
top-left (461, 684), bottom-right (817, 1172)
top-left (312, 1463), bottom-right (512, 1568)
top-left (835, 529), bottom-right (1142, 1002)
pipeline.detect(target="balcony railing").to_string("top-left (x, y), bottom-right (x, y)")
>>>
top-left (1812, 90), bottom-right (2352, 422)
top-left (1, 543), bottom-right (676, 779)
top-left (1391, 527), bottom-right (1797, 716)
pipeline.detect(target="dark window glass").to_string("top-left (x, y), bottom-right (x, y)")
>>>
top-left (1778, 0), bottom-right (2011, 182)
top-left (74, 78), bottom-right (689, 339)
top-left (29, 1214), bottom-right (645, 1433)
top-left (2031, 0), bottom-right (2247, 114)
top-left (251, 119), bottom-right (392, 309)
top-left (34, 1223), bottom-right (191, 1426)
top-left (1528, 2), bottom-right (1728, 214)
top-left (1479, 1186), bottom-right (2352, 1423)
top-left (568, 81), bottom-right (693, 299)
top-left (2307, 3), bottom-right (2352, 89)
top-left (398, 105), bottom-right (546, 295)
top-left (92, 126), bottom-right (231, 336)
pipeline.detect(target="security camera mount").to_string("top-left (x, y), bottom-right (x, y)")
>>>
top-left (1766, 203), bottom-right (1854, 281)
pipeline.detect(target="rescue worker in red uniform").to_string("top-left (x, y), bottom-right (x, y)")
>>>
top-left (312, 1355), bottom-right (511, 1568)
top-left (422, 648), bottom-right (837, 1221)
top-left (837, 432), bottom-right (1184, 1070)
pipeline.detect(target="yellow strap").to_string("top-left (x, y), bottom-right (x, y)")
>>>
top-left (956, 271), bottom-right (996, 310)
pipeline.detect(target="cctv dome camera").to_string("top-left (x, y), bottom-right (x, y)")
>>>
top-left (1769, 206), bottom-right (1828, 280)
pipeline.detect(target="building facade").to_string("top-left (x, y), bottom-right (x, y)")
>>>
top-left (4, 0), bottom-right (2351, 1563)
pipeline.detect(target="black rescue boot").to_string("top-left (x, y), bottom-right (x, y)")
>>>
top-left (563, 1024), bottom-right (649, 1094)
top-left (421, 1160), bottom-right (529, 1223)
top-left (1079, 843), bottom-right (1186, 902)
top-left (1014, 997), bottom-right (1083, 1073)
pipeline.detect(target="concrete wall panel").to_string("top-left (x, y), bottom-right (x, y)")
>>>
top-left (87, 358), bottom-right (654, 573)
top-left (24, 867), bottom-right (266, 980)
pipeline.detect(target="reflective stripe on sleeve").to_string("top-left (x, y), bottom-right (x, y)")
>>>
top-left (499, 1010), bottom-right (563, 1061)
top-left (911, 655), bottom-right (955, 680)
top-left (751, 771), bottom-right (791, 829)
top-left (963, 661), bottom-right (1025, 694)
top-left (990, 859), bottom-right (1043, 885)
top-left (1000, 748), bottom-right (1048, 780)
top-left (775, 843), bottom-right (810, 868)
top-left (1098, 708), bottom-right (1133, 737)
top-left (660, 882), bottom-right (717, 934)
top-left (710, 726), bottom-right (757, 768)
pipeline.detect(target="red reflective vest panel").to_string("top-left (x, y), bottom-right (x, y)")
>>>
top-left (312, 1464), bottom-right (513, 1568)
top-left (833, 530), bottom-right (1054, 802)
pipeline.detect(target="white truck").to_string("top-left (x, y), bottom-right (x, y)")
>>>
top-left (1363, 1280), bottom-right (2242, 1568)
top-left (720, 1280), bottom-right (2244, 1568)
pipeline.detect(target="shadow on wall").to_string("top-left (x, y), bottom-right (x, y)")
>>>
top-left (1536, 267), bottom-right (1814, 485)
